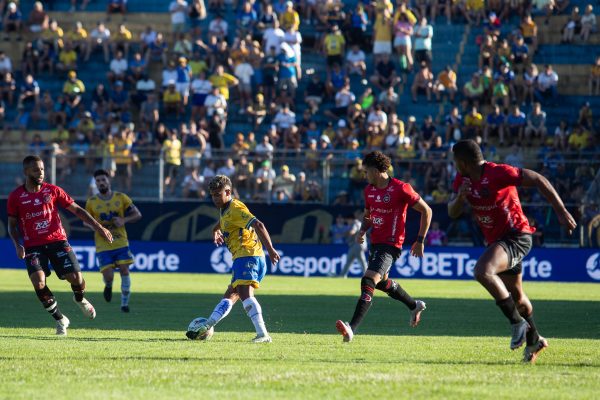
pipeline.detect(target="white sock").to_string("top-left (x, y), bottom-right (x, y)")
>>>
top-left (121, 275), bottom-right (131, 307)
top-left (208, 298), bottom-right (233, 326)
top-left (242, 297), bottom-right (267, 337)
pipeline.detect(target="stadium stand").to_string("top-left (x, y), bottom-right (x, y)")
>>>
top-left (0, 0), bottom-right (598, 244)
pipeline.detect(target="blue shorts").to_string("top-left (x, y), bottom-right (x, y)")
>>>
top-left (230, 256), bottom-right (266, 289)
top-left (97, 247), bottom-right (134, 271)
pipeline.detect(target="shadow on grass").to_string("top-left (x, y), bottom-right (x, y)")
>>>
top-left (0, 291), bottom-right (598, 339)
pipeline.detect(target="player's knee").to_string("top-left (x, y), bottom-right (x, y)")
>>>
top-left (32, 281), bottom-right (46, 291)
top-left (473, 263), bottom-right (494, 282)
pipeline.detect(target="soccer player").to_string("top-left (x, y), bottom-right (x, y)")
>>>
top-left (85, 169), bottom-right (142, 313)
top-left (448, 140), bottom-right (577, 363)
top-left (7, 155), bottom-right (113, 336)
top-left (186, 175), bottom-right (280, 343)
top-left (336, 151), bottom-right (432, 342)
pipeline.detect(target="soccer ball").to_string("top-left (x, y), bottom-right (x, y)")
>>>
top-left (187, 317), bottom-right (214, 341)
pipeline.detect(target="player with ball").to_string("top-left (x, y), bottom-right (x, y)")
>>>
top-left (186, 175), bottom-right (280, 343)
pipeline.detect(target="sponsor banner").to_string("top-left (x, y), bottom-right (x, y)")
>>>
top-left (0, 239), bottom-right (599, 283)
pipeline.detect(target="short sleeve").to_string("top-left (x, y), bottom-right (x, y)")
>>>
top-left (121, 194), bottom-right (133, 212)
top-left (6, 191), bottom-right (18, 218)
top-left (55, 186), bottom-right (75, 208)
top-left (400, 182), bottom-right (420, 207)
top-left (495, 164), bottom-right (523, 189)
top-left (233, 201), bottom-right (256, 229)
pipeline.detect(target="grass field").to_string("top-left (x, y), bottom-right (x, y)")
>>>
top-left (0, 269), bottom-right (599, 400)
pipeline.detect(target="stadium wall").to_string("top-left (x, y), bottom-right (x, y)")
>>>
top-left (1, 239), bottom-right (599, 283)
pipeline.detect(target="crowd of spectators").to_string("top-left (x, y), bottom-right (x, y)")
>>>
top-left (0, 0), bottom-right (598, 220)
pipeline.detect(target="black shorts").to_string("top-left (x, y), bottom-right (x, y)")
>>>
top-left (415, 50), bottom-right (432, 64)
top-left (25, 241), bottom-right (81, 280)
top-left (495, 233), bottom-right (533, 276)
top-left (327, 55), bottom-right (343, 67)
top-left (367, 243), bottom-right (401, 276)
top-left (116, 163), bottom-right (132, 177)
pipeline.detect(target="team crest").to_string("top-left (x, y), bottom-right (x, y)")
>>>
top-left (43, 194), bottom-right (52, 204)
top-left (383, 194), bottom-right (391, 203)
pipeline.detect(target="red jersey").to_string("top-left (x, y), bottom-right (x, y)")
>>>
top-left (364, 178), bottom-right (421, 248)
top-left (7, 183), bottom-right (74, 248)
top-left (452, 162), bottom-right (535, 244)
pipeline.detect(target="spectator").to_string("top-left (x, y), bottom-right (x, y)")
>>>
top-left (246, 92), bottom-right (267, 129)
top-left (372, 7), bottom-right (393, 62)
top-left (434, 65), bottom-right (457, 102)
top-left (511, 35), bottom-right (529, 72)
top-left (209, 64), bottom-right (238, 101)
top-left (370, 52), bottom-right (401, 91)
top-left (86, 22), bottom-right (111, 63)
top-left (234, 56), bottom-right (254, 111)
top-left (140, 25), bottom-right (157, 54)
top-left (484, 104), bottom-right (506, 145)
top-left (169, 0), bottom-right (189, 42)
top-left (0, 51), bottom-right (12, 75)
top-left (535, 64), bottom-right (558, 104)
top-left (188, 0), bottom-right (207, 38)
top-left (107, 0), bottom-right (128, 20)
top-left (462, 73), bottom-right (484, 108)
top-left (257, 2), bottom-right (278, 32)
top-left (18, 73), bottom-right (40, 111)
top-left (163, 81), bottom-right (183, 117)
top-left (190, 70), bottom-right (212, 120)
top-left (578, 101), bottom-right (594, 129)
top-left (145, 32), bottom-right (168, 66)
top-left (393, 12), bottom-right (414, 71)
top-left (65, 21), bottom-right (88, 57)
top-left (111, 23), bottom-right (132, 59)
top-left (284, 25), bottom-right (302, 69)
top-left (464, 106), bottom-right (483, 139)
top-left (175, 57), bottom-right (192, 107)
top-left (347, 2), bottom-right (368, 47)
top-left (70, 0), bottom-right (91, 12)
top-left (345, 44), bottom-right (366, 83)
top-left (589, 56), bottom-right (600, 95)
top-left (108, 50), bottom-right (127, 82)
top-left (520, 14), bottom-right (538, 53)
top-left (182, 168), bottom-right (205, 199)
top-left (113, 127), bottom-right (134, 190)
top-left (163, 129), bottom-right (182, 195)
top-left (504, 144), bottom-right (524, 168)
top-left (580, 5), bottom-right (597, 42)
top-left (254, 160), bottom-right (276, 200)
top-left (20, 41), bottom-right (38, 76)
top-left (280, 1), bottom-right (300, 31)
top-left (562, 6), bottom-right (581, 44)
top-left (3, 2), bottom-right (23, 41)
top-left (426, 221), bottom-right (447, 246)
top-left (272, 164), bottom-right (296, 200)
top-left (217, 158), bottom-right (236, 177)
top-left (420, 115), bottom-right (437, 146)
top-left (161, 60), bottom-right (177, 88)
top-left (431, 182), bottom-right (450, 204)
top-left (204, 85), bottom-right (227, 118)
top-left (232, 154), bottom-right (254, 199)
top-left (414, 17), bottom-right (433, 66)
top-left (445, 106), bottom-right (463, 143)
top-left (330, 214), bottom-right (350, 244)
top-left (411, 62), bottom-right (433, 103)
top-left (208, 13), bottom-right (228, 41)
top-left (28, 1), bottom-right (48, 34)
top-left (277, 43), bottom-right (299, 100)
top-left (521, 63), bottom-right (538, 105)
top-left (63, 70), bottom-right (85, 108)
top-left (506, 104), bottom-right (526, 145)
top-left (378, 86), bottom-right (400, 114)
top-left (255, 134), bottom-right (274, 162)
top-left (525, 102), bottom-right (547, 145)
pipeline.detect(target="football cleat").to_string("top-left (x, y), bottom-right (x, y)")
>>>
top-left (56, 315), bottom-right (70, 336)
top-left (523, 336), bottom-right (549, 363)
top-left (335, 320), bottom-right (354, 342)
top-left (409, 300), bottom-right (427, 327)
top-left (74, 296), bottom-right (96, 319)
top-left (103, 286), bottom-right (112, 302)
top-left (121, 306), bottom-right (130, 313)
top-left (252, 334), bottom-right (272, 343)
top-left (510, 319), bottom-right (529, 350)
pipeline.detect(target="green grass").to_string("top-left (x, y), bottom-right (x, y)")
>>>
top-left (0, 269), bottom-right (599, 400)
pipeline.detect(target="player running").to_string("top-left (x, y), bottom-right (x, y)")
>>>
top-left (448, 140), bottom-right (577, 363)
top-left (85, 169), bottom-right (142, 313)
top-left (7, 155), bottom-right (113, 336)
top-left (186, 175), bottom-right (280, 343)
top-left (336, 151), bottom-right (432, 342)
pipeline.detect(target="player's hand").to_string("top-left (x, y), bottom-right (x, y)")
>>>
top-left (111, 216), bottom-right (125, 227)
top-left (98, 227), bottom-right (113, 243)
top-left (15, 245), bottom-right (25, 259)
top-left (410, 242), bottom-right (425, 258)
top-left (356, 231), bottom-right (366, 244)
top-left (213, 229), bottom-right (225, 246)
top-left (458, 181), bottom-right (471, 199)
top-left (267, 248), bottom-right (280, 264)
top-left (557, 208), bottom-right (577, 235)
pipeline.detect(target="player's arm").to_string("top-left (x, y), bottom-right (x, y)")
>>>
top-left (448, 181), bottom-right (471, 219)
top-left (411, 198), bottom-right (432, 257)
top-left (7, 216), bottom-right (25, 259)
top-left (521, 169), bottom-right (577, 234)
top-left (250, 219), bottom-right (280, 264)
top-left (356, 208), bottom-right (371, 244)
top-left (113, 204), bottom-right (142, 227)
top-left (67, 203), bottom-right (113, 242)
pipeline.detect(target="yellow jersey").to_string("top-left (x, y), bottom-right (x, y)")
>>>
top-left (220, 199), bottom-right (264, 260)
top-left (86, 192), bottom-right (133, 252)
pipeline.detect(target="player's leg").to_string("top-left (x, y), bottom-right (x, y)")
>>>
top-left (101, 266), bottom-right (115, 302)
top-left (339, 247), bottom-right (358, 277)
top-left (118, 264), bottom-right (131, 312)
top-left (501, 272), bottom-right (548, 362)
top-left (28, 256), bottom-right (70, 335)
top-left (186, 285), bottom-right (239, 340)
top-left (337, 245), bottom-right (395, 341)
top-left (53, 242), bottom-right (96, 319)
top-left (236, 256), bottom-right (270, 342)
top-left (475, 242), bottom-right (527, 349)
top-left (375, 272), bottom-right (426, 327)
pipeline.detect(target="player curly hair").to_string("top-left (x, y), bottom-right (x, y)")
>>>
top-left (208, 175), bottom-right (233, 192)
top-left (452, 139), bottom-right (484, 163)
top-left (363, 151), bottom-right (391, 172)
